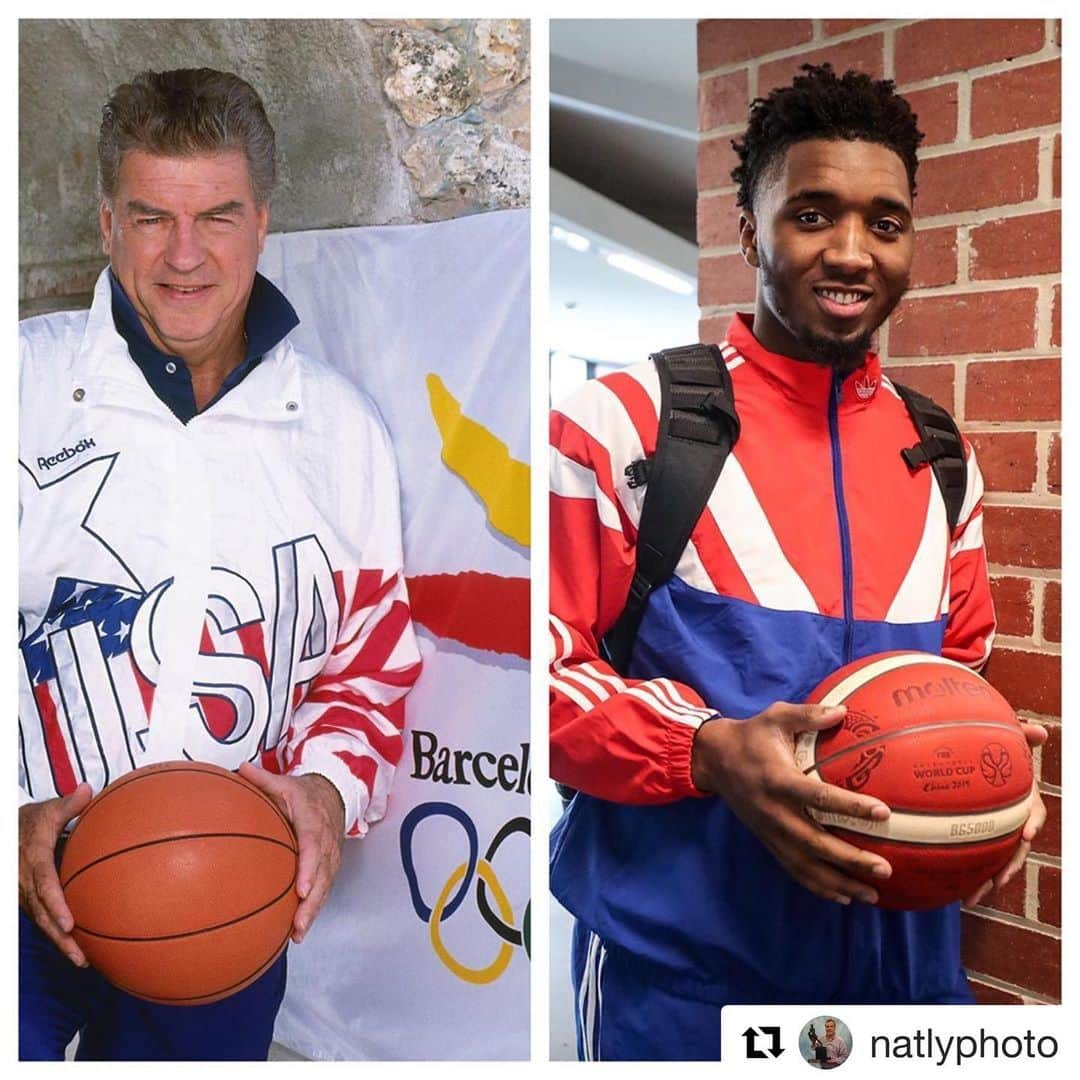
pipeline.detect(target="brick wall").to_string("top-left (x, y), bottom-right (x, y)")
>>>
top-left (697, 19), bottom-right (1061, 1004)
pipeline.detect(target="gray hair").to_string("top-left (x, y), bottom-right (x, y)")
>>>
top-left (98, 68), bottom-right (276, 205)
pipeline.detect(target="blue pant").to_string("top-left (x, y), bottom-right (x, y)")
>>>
top-left (570, 920), bottom-right (973, 1061)
top-left (19, 909), bottom-right (288, 1061)
top-left (571, 920), bottom-right (722, 1061)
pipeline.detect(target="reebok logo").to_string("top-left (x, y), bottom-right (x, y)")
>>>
top-left (38, 437), bottom-right (96, 471)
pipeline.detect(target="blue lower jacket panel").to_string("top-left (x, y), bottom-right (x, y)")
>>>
top-left (551, 581), bottom-right (971, 1004)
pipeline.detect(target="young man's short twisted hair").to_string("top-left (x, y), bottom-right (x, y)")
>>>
top-left (732, 63), bottom-right (923, 211)
top-left (98, 68), bottom-right (277, 205)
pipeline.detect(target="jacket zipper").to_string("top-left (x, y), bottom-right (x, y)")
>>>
top-left (829, 374), bottom-right (855, 664)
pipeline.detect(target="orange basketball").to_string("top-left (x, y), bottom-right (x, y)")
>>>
top-left (59, 761), bottom-right (298, 1005)
top-left (795, 651), bottom-right (1034, 910)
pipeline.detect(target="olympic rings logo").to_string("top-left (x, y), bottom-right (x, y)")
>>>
top-left (400, 802), bottom-right (530, 985)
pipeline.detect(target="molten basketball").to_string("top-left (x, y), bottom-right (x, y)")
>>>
top-left (59, 761), bottom-right (299, 1005)
top-left (794, 651), bottom-right (1034, 910)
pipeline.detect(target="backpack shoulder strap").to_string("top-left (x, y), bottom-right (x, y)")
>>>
top-left (601, 343), bottom-right (739, 673)
top-left (892, 380), bottom-right (968, 534)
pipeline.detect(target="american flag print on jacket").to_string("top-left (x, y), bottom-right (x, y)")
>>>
top-left (19, 270), bottom-right (422, 838)
top-left (550, 313), bottom-right (995, 1003)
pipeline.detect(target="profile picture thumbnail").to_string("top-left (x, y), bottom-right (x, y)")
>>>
top-left (799, 1016), bottom-right (852, 1069)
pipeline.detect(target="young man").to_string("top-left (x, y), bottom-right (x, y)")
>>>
top-left (549, 65), bottom-right (1046, 1061)
top-left (19, 69), bottom-right (421, 1060)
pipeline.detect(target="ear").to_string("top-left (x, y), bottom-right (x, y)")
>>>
top-left (739, 211), bottom-right (760, 269)
top-left (99, 199), bottom-right (114, 257)
top-left (255, 201), bottom-right (270, 253)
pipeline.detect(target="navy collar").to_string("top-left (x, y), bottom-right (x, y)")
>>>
top-left (108, 270), bottom-right (300, 424)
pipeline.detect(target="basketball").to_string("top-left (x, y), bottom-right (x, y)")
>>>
top-left (59, 761), bottom-right (299, 1005)
top-left (794, 651), bottom-right (1034, 910)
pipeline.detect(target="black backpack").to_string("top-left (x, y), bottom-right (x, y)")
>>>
top-left (599, 343), bottom-right (968, 673)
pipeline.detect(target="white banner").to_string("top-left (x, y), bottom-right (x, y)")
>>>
top-left (258, 210), bottom-right (530, 1061)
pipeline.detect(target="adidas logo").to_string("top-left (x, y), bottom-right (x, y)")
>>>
top-left (854, 374), bottom-right (877, 401)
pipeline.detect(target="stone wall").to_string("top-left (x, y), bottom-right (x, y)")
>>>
top-left (19, 18), bottom-right (530, 316)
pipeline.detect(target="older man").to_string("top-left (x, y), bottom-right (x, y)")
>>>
top-left (19, 68), bottom-right (421, 1060)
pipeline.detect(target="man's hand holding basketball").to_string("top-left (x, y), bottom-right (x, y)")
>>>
top-left (963, 719), bottom-right (1048, 907)
top-left (238, 764), bottom-right (346, 944)
top-left (18, 784), bottom-right (93, 966)
top-left (691, 703), bottom-right (892, 905)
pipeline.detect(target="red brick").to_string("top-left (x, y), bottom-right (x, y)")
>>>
top-left (961, 912), bottom-right (1060, 999)
top-left (1051, 284), bottom-right (1060, 348)
top-left (983, 506), bottom-right (1061, 571)
top-left (903, 83), bottom-right (959, 148)
top-left (990, 576), bottom-right (1035, 638)
top-left (823, 20), bottom-right (882, 37)
top-left (889, 290), bottom-right (1037, 358)
top-left (967, 432), bottom-right (1037, 493)
top-left (966, 357), bottom-right (1060, 422)
top-left (970, 211), bottom-right (1060, 281)
top-left (698, 19), bottom-right (814, 70)
top-left (700, 314), bottom-right (731, 344)
top-left (895, 20), bottom-right (1045, 84)
top-left (972, 60), bottom-right (1061, 138)
top-left (909, 225), bottom-right (957, 288)
top-left (1052, 134), bottom-right (1061, 199)
top-left (699, 136), bottom-right (740, 191)
top-left (882, 362), bottom-right (955, 414)
top-left (968, 978), bottom-right (1024, 1005)
top-left (1047, 434), bottom-right (1060, 495)
top-left (984, 863), bottom-right (1027, 917)
top-left (1039, 723), bottom-right (1061, 785)
top-left (1043, 580), bottom-right (1060, 642)
top-left (699, 254), bottom-right (755, 306)
top-left (983, 645), bottom-right (1060, 714)
top-left (759, 35), bottom-right (884, 94)
top-left (698, 192), bottom-right (742, 249)
top-left (699, 69), bottom-right (750, 131)
top-left (917, 141), bottom-right (1039, 217)
top-left (1033, 792), bottom-right (1060, 857)
top-left (1038, 865), bottom-right (1060, 927)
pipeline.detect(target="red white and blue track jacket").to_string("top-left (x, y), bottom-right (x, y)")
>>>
top-left (549, 313), bottom-right (994, 1003)
top-left (20, 270), bottom-right (422, 837)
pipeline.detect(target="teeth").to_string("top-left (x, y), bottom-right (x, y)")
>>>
top-left (818, 289), bottom-right (867, 305)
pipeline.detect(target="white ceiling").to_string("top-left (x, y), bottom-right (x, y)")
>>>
top-left (550, 19), bottom-right (698, 98)
top-left (550, 20), bottom-right (702, 370)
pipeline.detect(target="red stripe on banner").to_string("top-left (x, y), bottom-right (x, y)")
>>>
top-left (32, 683), bottom-right (78, 795)
top-left (406, 572), bottom-right (529, 658)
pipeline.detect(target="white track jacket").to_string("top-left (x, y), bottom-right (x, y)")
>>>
top-left (19, 270), bottom-right (422, 836)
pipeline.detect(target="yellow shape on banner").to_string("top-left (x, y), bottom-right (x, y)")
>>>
top-left (426, 374), bottom-right (530, 547)
top-left (430, 859), bottom-right (514, 985)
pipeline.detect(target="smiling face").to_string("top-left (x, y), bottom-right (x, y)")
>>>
top-left (100, 148), bottom-right (269, 369)
top-left (740, 138), bottom-right (914, 371)
top-left (825, 1020), bottom-right (837, 1039)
